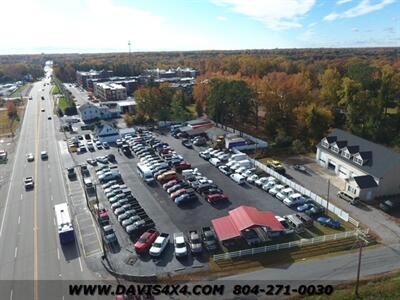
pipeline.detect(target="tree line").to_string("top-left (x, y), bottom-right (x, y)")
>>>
top-left (124, 82), bottom-right (193, 126)
top-left (193, 59), bottom-right (400, 152)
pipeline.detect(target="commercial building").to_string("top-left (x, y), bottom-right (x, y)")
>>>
top-left (101, 99), bottom-right (136, 115)
top-left (144, 67), bottom-right (198, 79)
top-left (87, 77), bottom-right (139, 96)
top-left (316, 128), bottom-right (400, 202)
top-left (76, 70), bottom-right (113, 89)
top-left (94, 122), bottom-right (120, 143)
top-left (93, 82), bottom-right (127, 101)
top-left (78, 103), bottom-right (120, 123)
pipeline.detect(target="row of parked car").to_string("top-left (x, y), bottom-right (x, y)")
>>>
top-left (135, 226), bottom-right (219, 258)
top-left (97, 169), bottom-right (156, 243)
top-left (199, 147), bottom-right (342, 230)
top-left (68, 133), bottom-right (110, 154)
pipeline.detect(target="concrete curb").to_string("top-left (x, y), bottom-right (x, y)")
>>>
top-left (101, 258), bottom-right (158, 283)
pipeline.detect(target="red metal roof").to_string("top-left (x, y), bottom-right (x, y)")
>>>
top-left (212, 206), bottom-right (284, 242)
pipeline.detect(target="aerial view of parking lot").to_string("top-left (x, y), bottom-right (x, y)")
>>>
top-left (1, 1), bottom-right (400, 299)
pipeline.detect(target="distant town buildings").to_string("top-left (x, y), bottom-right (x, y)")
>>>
top-left (76, 67), bottom-right (198, 98)
top-left (76, 69), bottom-right (114, 89)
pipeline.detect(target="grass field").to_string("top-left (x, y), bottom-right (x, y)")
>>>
top-left (305, 270), bottom-right (400, 300)
top-left (58, 96), bottom-right (73, 112)
top-left (52, 85), bottom-right (61, 95)
top-left (162, 237), bottom-right (361, 282)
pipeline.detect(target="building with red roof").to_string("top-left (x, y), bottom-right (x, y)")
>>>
top-left (211, 206), bottom-right (284, 247)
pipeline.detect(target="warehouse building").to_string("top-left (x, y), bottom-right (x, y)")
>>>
top-left (316, 128), bottom-right (400, 202)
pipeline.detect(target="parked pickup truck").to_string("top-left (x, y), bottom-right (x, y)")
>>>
top-left (188, 230), bottom-right (203, 254)
top-left (201, 226), bottom-right (218, 251)
top-left (24, 177), bottom-right (34, 190)
top-left (149, 233), bottom-right (170, 257)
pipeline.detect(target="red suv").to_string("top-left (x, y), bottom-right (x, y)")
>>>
top-left (207, 194), bottom-right (229, 204)
top-left (134, 229), bottom-right (159, 253)
top-left (175, 162), bottom-right (192, 172)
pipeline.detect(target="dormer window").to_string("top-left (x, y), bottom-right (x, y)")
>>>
top-left (331, 146), bottom-right (339, 153)
top-left (321, 139), bottom-right (330, 148)
top-left (353, 157), bottom-right (363, 166)
top-left (341, 150), bottom-right (351, 159)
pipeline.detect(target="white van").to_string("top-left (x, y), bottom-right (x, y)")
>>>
top-left (283, 193), bottom-right (305, 207)
top-left (209, 157), bottom-right (222, 167)
top-left (230, 173), bottom-right (245, 185)
top-left (230, 153), bottom-right (248, 162)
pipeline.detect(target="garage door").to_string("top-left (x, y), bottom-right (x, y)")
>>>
top-left (328, 160), bottom-right (336, 170)
top-left (338, 166), bottom-right (349, 179)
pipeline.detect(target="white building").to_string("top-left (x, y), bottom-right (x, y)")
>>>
top-left (316, 129), bottom-right (400, 202)
top-left (94, 123), bottom-right (120, 143)
top-left (93, 82), bottom-right (127, 101)
top-left (78, 103), bottom-right (120, 123)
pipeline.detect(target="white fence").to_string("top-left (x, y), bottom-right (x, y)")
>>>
top-left (230, 146), bottom-right (359, 226)
top-left (213, 229), bottom-right (366, 261)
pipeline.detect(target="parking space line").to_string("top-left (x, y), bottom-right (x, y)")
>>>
top-left (14, 247), bottom-right (17, 258)
top-left (18, 216), bottom-right (20, 225)
top-left (20, 194), bottom-right (23, 200)
top-left (74, 218), bottom-right (87, 257)
top-left (57, 248), bottom-right (60, 260)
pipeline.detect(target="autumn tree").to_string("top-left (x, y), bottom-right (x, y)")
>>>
top-left (319, 68), bottom-right (342, 108)
top-left (170, 90), bottom-right (191, 122)
top-left (7, 101), bottom-right (17, 119)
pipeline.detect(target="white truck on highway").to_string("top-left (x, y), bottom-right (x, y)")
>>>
top-left (149, 233), bottom-right (170, 257)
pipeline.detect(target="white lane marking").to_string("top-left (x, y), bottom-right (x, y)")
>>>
top-left (51, 195), bottom-right (54, 202)
top-left (53, 218), bottom-right (56, 226)
top-left (14, 247), bottom-right (18, 258)
top-left (20, 194), bottom-right (23, 200)
top-left (0, 102), bottom-right (27, 237)
top-left (9, 289), bottom-right (13, 300)
top-left (78, 256), bottom-right (83, 272)
top-left (57, 248), bottom-right (60, 260)
top-left (18, 216), bottom-right (20, 225)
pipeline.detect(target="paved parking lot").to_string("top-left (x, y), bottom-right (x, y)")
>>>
top-left (153, 133), bottom-right (295, 231)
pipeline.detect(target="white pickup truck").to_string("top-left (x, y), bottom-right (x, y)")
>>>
top-left (173, 232), bottom-right (188, 257)
top-left (149, 233), bottom-right (170, 257)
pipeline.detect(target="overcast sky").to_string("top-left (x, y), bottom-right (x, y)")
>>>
top-left (1, 0), bottom-right (399, 54)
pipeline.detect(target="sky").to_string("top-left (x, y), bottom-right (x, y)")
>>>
top-left (0, 0), bottom-right (399, 54)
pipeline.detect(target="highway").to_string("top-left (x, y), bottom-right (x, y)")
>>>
top-left (0, 65), bottom-right (97, 300)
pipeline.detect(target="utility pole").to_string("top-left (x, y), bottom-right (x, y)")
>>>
top-left (355, 239), bottom-right (363, 298)
top-left (128, 40), bottom-right (132, 75)
top-left (354, 229), bottom-right (369, 298)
